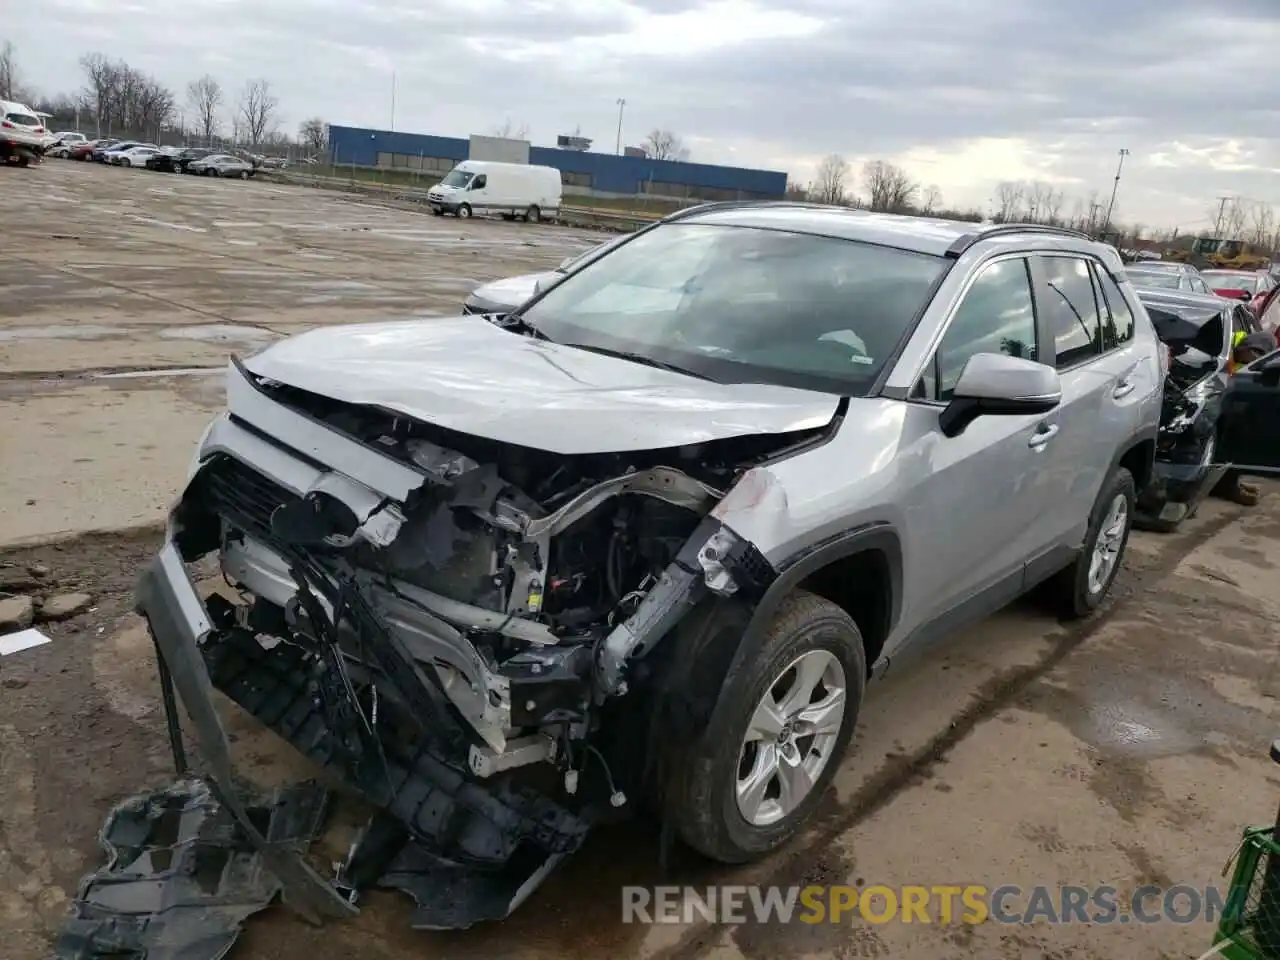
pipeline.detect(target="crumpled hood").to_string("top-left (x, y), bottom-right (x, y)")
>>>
top-left (466, 272), bottom-right (552, 311)
top-left (242, 317), bottom-right (840, 454)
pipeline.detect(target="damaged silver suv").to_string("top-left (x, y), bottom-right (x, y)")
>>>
top-left (137, 203), bottom-right (1163, 926)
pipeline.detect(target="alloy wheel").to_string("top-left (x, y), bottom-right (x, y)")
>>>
top-left (1088, 493), bottom-right (1128, 594)
top-left (735, 648), bottom-right (847, 827)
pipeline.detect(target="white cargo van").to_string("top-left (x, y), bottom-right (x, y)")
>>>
top-left (426, 160), bottom-right (562, 222)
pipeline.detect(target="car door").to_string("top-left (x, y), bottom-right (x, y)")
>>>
top-left (898, 255), bottom-right (1055, 633)
top-left (1217, 350), bottom-right (1280, 475)
top-left (1030, 255), bottom-right (1143, 549)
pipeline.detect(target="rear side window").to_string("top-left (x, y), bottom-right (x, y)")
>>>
top-left (1092, 266), bottom-right (1136, 350)
top-left (1039, 256), bottom-right (1103, 368)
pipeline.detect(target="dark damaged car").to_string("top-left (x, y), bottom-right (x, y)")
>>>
top-left (1134, 286), bottom-right (1278, 529)
top-left (135, 205), bottom-right (1166, 928)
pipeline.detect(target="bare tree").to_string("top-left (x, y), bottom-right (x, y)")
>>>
top-left (1222, 197), bottom-right (1248, 239)
top-left (0, 41), bottom-right (17, 101)
top-left (1247, 202), bottom-right (1274, 249)
top-left (862, 160), bottom-right (917, 213)
top-left (921, 184), bottom-right (943, 215)
top-left (186, 75), bottom-right (222, 143)
top-left (238, 78), bottom-right (278, 146)
top-left (643, 128), bottom-right (690, 162)
top-left (810, 154), bottom-right (849, 205)
top-left (298, 117), bottom-right (328, 153)
top-left (79, 53), bottom-right (115, 135)
top-left (994, 181), bottom-right (1024, 222)
top-left (783, 178), bottom-right (809, 201)
top-left (1043, 187), bottom-right (1065, 225)
top-left (490, 117), bottom-right (530, 140)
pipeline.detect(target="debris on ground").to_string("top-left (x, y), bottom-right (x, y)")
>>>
top-left (0, 595), bottom-right (35, 631)
top-left (54, 779), bottom-right (332, 960)
top-left (38, 592), bottom-right (94, 622)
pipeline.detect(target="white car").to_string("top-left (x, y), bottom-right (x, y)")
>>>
top-left (103, 142), bottom-right (157, 165)
top-left (118, 146), bottom-right (160, 167)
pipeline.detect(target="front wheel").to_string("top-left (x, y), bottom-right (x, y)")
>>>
top-left (661, 591), bottom-right (865, 863)
top-left (1046, 466), bottom-right (1135, 618)
top-left (239, 170), bottom-right (249, 180)
top-left (457, 203), bottom-right (472, 219)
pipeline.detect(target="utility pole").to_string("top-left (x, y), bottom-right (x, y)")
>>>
top-left (1103, 147), bottom-right (1129, 233)
top-left (1213, 196), bottom-right (1231, 238)
top-left (390, 69), bottom-right (396, 132)
top-left (615, 98), bottom-right (626, 155)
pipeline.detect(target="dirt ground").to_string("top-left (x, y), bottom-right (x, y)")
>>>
top-left (1, 161), bottom-right (1278, 960)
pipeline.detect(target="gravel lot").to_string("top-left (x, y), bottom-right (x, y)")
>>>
top-left (1, 160), bottom-right (1277, 960)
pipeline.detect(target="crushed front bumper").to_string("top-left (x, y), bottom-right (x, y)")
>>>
top-left (135, 538), bottom-right (591, 928)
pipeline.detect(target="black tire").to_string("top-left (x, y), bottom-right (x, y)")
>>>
top-left (239, 170), bottom-right (249, 180)
top-left (431, 208), bottom-right (443, 216)
top-left (525, 205), bottom-right (540, 223)
top-left (17, 157), bottom-right (30, 168)
top-left (458, 203), bottom-right (472, 219)
top-left (660, 590), bottom-right (866, 863)
top-left (1046, 467), bottom-right (1136, 619)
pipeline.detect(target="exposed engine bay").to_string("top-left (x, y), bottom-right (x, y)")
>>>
top-left (142, 361), bottom-right (823, 928)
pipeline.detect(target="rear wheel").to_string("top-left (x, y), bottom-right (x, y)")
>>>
top-left (1046, 467), bottom-right (1135, 618)
top-left (525, 205), bottom-right (541, 223)
top-left (239, 170), bottom-right (249, 180)
top-left (661, 591), bottom-right (865, 863)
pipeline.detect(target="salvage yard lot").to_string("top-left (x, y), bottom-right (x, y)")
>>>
top-left (1, 161), bottom-right (1278, 960)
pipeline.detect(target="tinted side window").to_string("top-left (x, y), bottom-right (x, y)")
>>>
top-left (1093, 265), bottom-right (1135, 350)
top-left (933, 258), bottom-right (1038, 401)
top-left (1040, 256), bottom-right (1102, 368)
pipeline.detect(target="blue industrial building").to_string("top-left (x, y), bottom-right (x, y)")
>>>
top-left (328, 124), bottom-right (788, 202)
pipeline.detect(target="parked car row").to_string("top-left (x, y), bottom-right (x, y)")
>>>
top-left (50, 137), bottom-right (258, 178)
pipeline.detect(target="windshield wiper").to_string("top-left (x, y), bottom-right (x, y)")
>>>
top-left (559, 342), bottom-right (713, 380)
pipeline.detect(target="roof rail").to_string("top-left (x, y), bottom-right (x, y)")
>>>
top-left (661, 199), bottom-right (792, 223)
top-left (944, 222), bottom-right (1095, 258)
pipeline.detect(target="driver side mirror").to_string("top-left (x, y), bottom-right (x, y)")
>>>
top-left (1260, 355), bottom-right (1280, 387)
top-left (938, 353), bottom-right (1062, 438)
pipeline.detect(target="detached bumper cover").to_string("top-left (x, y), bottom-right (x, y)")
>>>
top-left (134, 543), bottom-right (356, 925)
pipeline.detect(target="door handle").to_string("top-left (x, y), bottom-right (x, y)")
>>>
top-left (1113, 379), bottom-right (1136, 399)
top-left (1029, 423), bottom-right (1059, 449)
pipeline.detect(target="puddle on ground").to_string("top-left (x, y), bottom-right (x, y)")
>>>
top-left (158, 324), bottom-right (279, 347)
top-left (0, 324), bottom-right (125, 342)
top-left (225, 239), bottom-right (259, 247)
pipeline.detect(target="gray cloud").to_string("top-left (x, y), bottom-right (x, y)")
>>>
top-left (7, 0), bottom-right (1280, 224)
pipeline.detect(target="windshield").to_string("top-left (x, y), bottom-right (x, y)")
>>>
top-left (1200, 272), bottom-right (1255, 292)
top-left (1127, 270), bottom-right (1181, 290)
top-left (520, 222), bottom-right (948, 394)
top-left (439, 168), bottom-right (475, 188)
top-left (4, 112), bottom-right (39, 127)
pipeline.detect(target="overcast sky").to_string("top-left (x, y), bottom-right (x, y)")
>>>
top-left (8, 0), bottom-right (1279, 227)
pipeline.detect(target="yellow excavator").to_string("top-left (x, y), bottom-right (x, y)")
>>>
top-left (1167, 237), bottom-right (1271, 271)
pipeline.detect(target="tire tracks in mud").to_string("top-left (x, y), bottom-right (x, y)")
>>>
top-left (656, 507), bottom-right (1245, 960)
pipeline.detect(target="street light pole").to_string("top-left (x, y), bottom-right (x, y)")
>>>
top-left (1103, 147), bottom-right (1129, 234)
top-left (390, 69), bottom-right (397, 132)
top-left (615, 98), bottom-right (625, 155)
